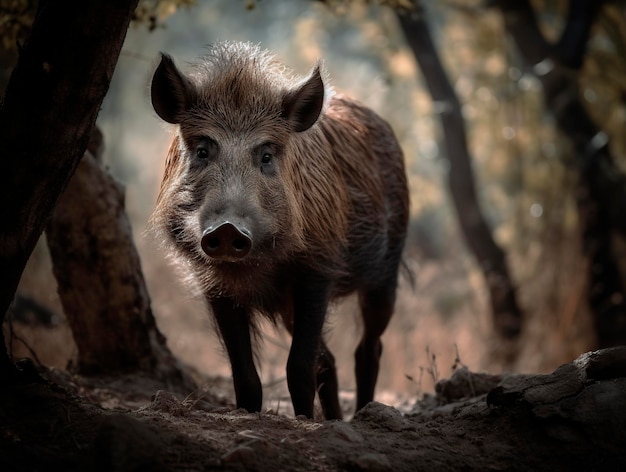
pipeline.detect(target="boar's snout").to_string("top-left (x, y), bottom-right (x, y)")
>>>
top-left (201, 222), bottom-right (252, 260)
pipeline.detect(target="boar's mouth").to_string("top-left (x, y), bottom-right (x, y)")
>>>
top-left (201, 221), bottom-right (252, 261)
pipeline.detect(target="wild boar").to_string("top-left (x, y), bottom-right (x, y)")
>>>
top-left (150, 41), bottom-right (409, 420)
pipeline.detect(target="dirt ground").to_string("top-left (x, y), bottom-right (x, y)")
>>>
top-left (2, 350), bottom-right (625, 472)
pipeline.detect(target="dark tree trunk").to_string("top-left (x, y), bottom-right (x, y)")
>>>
top-left (495, 0), bottom-right (626, 347)
top-left (0, 0), bottom-right (139, 382)
top-left (397, 9), bottom-right (523, 338)
top-left (45, 129), bottom-right (169, 375)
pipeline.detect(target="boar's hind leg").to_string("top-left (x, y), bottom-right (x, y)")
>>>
top-left (316, 342), bottom-right (342, 420)
top-left (287, 273), bottom-right (331, 419)
top-left (355, 282), bottom-right (396, 411)
top-left (210, 298), bottom-right (262, 413)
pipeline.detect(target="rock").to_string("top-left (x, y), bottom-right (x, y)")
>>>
top-left (221, 434), bottom-right (279, 467)
top-left (487, 347), bottom-right (626, 458)
top-left (91, 414), bottom-right (168, 472)
top-left (354, 453), bottom-right (392, 471)
top-left (487, 347), bottom-right (626, 410)
top-left (352, 401), bottom-right (407, 432)
top-left (221, 445), bottom-right (256, 465)
top-left (326, 420), bottom-right (364, 443)
top-left (435, 366), bottom-right (505, 402)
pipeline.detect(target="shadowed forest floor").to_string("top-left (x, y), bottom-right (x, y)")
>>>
top-left (2, 347), bottom-right (625, 471)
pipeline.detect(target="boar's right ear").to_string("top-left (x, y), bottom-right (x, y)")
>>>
top-left (151, 53), bottom-right (196, 124)
top-left (282, 63), bottom-right (325, 132)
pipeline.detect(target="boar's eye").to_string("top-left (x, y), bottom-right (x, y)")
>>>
top-left (257, 143), bottom-right (279, 175)
top-left (261, 152), bottom-right (273, 165)
top-left (195, 137), bottom-right (217, 161)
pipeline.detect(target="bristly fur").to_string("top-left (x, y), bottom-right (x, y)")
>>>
top-left (151, 39), bottom-right (408, 302)
top-left (149, 40), bottom-right (409, 419)
top-left (183, 43), bottom-right (350, 272)
top-left (149, 39), bottom-right (408, 327)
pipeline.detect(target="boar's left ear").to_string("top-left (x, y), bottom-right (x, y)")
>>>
top-left (151, 53), bottom-right (196, 124)
top-left (282, 62), bottom-right (325, 132)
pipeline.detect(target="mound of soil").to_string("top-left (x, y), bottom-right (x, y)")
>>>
top-left (2, 347), bottom-right (626, 471)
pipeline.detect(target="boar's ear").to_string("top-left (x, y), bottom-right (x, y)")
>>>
top-left (282, 62), bottom-right (325, 132)
top-left (151, 53), bottom-right (196, 124)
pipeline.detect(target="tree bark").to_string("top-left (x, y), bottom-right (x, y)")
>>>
top-left (397, 9), bottom-right (523, 338)
top-left (0, 0), bottom-right (139, 382)
top-left (45, 129), bottom-right (167, 375)
top-left (495, 0), bottom-right (626, 347)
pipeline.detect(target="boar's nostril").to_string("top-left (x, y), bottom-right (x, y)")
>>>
top-left (232, 238), bottom-right (248, 252)
top-left (201, 222), bottom-right (252, 259)
top-left (205, 236), bottom-right (221, 250)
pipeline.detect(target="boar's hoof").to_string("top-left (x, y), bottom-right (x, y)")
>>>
top-left (201, 222), bottom-right (252, 260)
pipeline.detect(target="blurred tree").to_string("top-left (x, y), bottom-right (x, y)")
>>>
top-left (494, 0), bottom-right (626, 347)
top-left (45, 128), bottom-right (174, 376)
top-left (397, 4), bottom-right (524, 340)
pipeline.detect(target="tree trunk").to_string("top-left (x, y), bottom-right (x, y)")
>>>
top-left (495, 0), bottom-right (626, 347)
top-left (397, 9), bottom-right (523, 339)
top-left (45, 129), bottom-right (168, 375)
top-left (0, 0), bottom-right (139, 382)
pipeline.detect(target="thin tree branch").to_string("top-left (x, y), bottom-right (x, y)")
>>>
top-left (556, 0), bottom-right (605, 69)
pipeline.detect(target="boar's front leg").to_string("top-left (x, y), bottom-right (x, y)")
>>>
top-left (210, 297), bottom-right (262, 413)
top-left (287, 272), bottom-right (332, 419)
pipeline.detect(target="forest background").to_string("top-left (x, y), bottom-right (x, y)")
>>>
top-left (4, 0), bottom-right (626, 408)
